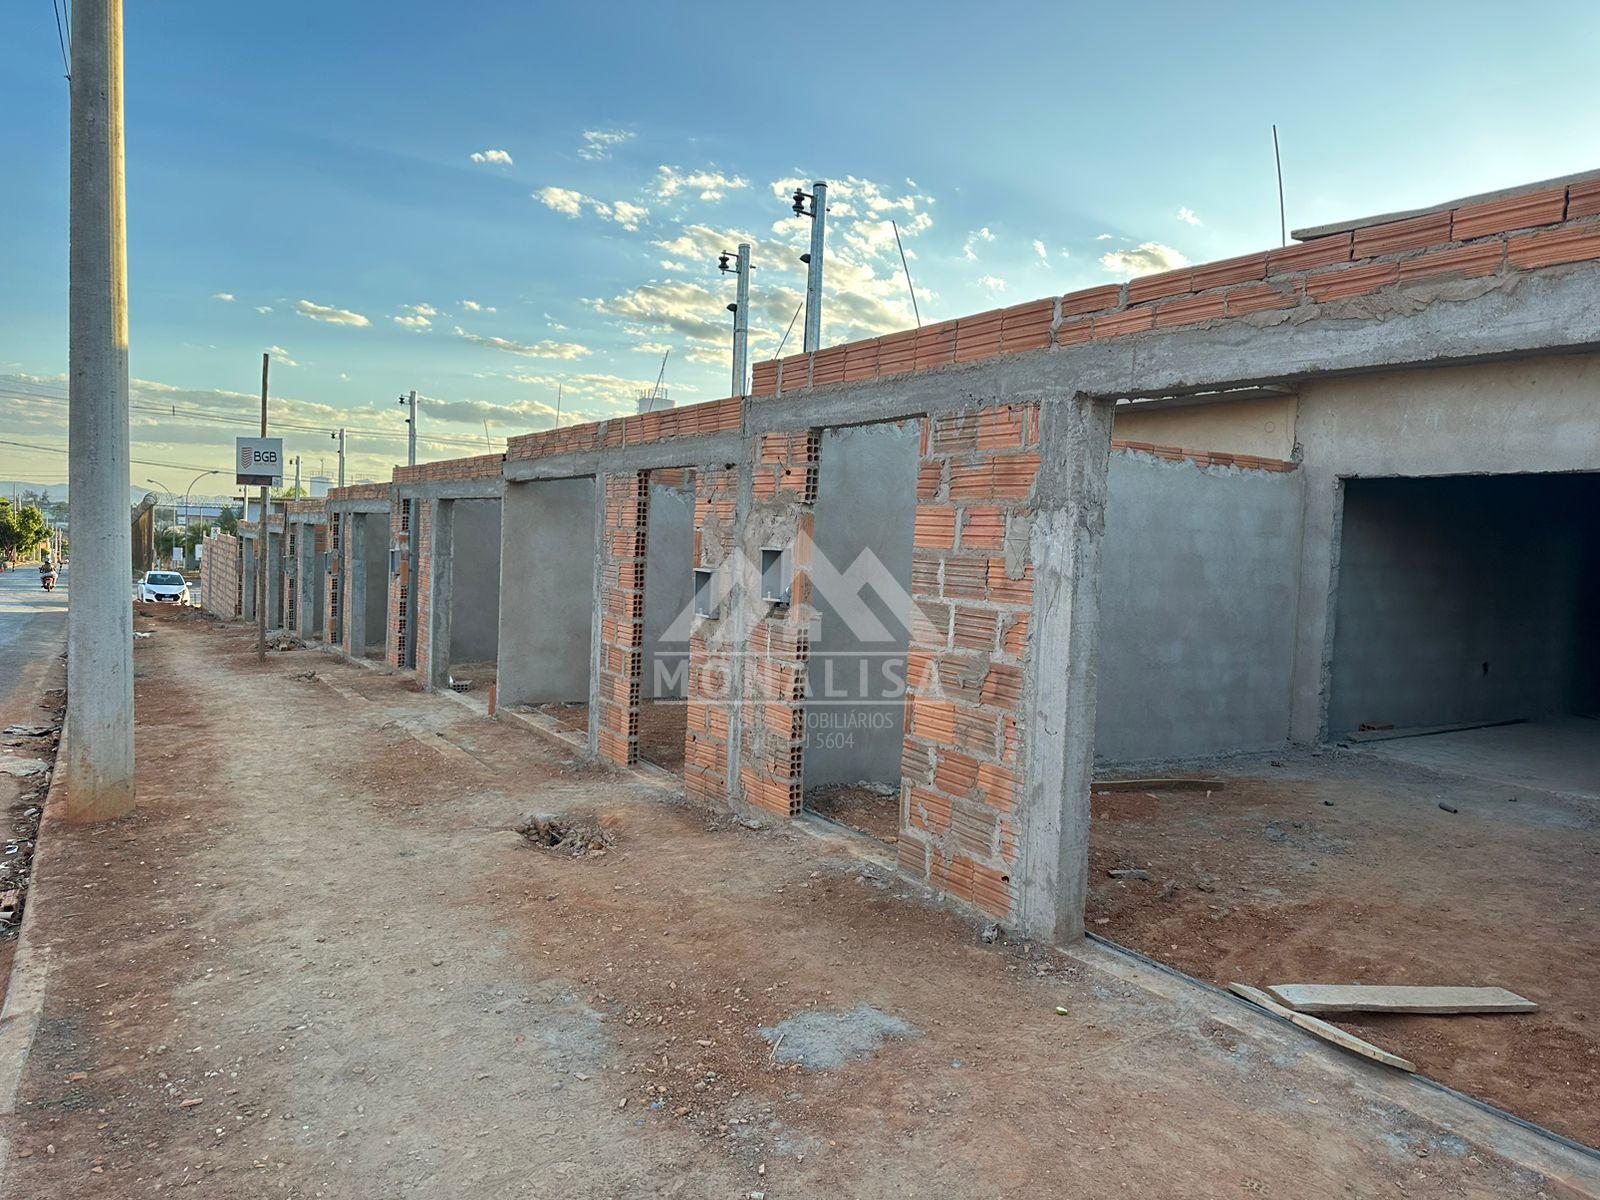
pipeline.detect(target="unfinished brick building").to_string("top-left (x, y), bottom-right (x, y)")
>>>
top-left (209, 169), bottom-right (1600, 944)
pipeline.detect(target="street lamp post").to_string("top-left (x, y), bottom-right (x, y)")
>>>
top-left (146, 477), bottom-right (172, 565)
top-left (182, 469), bottom-right (222, 568)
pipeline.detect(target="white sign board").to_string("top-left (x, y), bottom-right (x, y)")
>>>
top-left (235, 437), bottom-right (284, 487)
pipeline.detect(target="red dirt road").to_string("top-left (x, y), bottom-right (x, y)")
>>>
top-left (3, 610), bottom-right (1592, 1198)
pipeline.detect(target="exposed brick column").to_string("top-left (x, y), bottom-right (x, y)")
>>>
top-left (596, 472), bottom-right (649, 766)
top-left (736, 433), bottom-right (818, 818)
top-left (326, 511), bottom-right (342, 648)
top-left (386, 498), bottom-right (411, 668)
top-left (896, 404), bottom-right (1041, 921)
top-left (683, 466), bottom-right (739, 803)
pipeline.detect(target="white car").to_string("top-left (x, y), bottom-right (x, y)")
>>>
top-left (137, 570), bottom-right (190, 604)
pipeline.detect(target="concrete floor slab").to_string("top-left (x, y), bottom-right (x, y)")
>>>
top-left (1361, 716), bottom-right (1600, 800)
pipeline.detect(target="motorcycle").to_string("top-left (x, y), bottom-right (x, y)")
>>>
top-left (40, 568), bottom-right (57, 592)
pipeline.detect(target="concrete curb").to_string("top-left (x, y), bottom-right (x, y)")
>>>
top-left (0, 731), bottom-right (67, 1194)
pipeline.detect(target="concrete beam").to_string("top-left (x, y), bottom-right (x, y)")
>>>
top-left (753, 265), bottom-right (1600, 427)
top-left (1014, 396), bottom-right (1115, 944)
top-left (503, 431), bottom-right (745, 483)
top-left (396, 479), bottom-right (503, 502)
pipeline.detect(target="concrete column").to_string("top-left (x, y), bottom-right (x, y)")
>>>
top-left (346, 516), bottom-right (368, 657)
top-left (1014, 396), bottom-right (1115, 943)
top-left (62, 0), bottom-right (135, 821)
top-left (428, 500), bottom-right (453, 690)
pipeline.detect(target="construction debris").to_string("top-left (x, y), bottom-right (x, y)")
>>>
top-left (513, 812), bottom-right (618, 857)
top-left (1264, 984), bottom-right (1538, 1016)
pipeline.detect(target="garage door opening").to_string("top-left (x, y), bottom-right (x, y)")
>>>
top-left (1328, 472), bottom-right (1600, 795)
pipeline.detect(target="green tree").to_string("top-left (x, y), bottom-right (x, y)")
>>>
top-left (0, 503), bottom-right (48, 561)
top-left (218, 505), bottom-right (239, 535)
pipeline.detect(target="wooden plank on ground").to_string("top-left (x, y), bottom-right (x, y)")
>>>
top-left (1227, 983), bottom-right (1417, 1072)
top-left (1265, 984), bottom-right (1538, 1015)
top-left (1091, 778), bottom-right (1225, 792)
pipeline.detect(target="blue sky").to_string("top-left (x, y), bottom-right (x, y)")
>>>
top-left (3, 0), bottom-right (1599, 490)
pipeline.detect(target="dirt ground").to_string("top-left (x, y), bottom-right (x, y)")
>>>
top-left (636, 699), bottom-right (686, 773)
top-left (531, 699), bottom-right (588, 736)
top-left (804, 783), bottom-right (901, 844)
top-left (1087, 756), bottom-right (1600, 1147)
top-left (4, 607), bottom-right (1593, 1198)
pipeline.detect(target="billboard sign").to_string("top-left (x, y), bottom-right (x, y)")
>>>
top-left (235, 437), bottom-right (284, 487)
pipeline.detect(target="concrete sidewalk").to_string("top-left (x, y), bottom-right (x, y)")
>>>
top-left (2, 607), bottom-right (1595, 1198)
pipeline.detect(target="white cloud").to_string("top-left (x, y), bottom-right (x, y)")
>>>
top-left (404, 303), bottom-right (440, 317)
top-left (393, 314), bottom-right (431, 331)
top-left (460, 299), bottom-right (496, 314)
top-left (254, 305), bottom-right (273, 314)
top-left (470, 149), bottom-right (513, 166)
top-left (655, 166), bottom-right (749, 202)
top-left (535, 186), bottom-right (587, 218)
top-left (978, 275), bottom-right (1007, 292)
top-left (586, 175), bottom-right (935, 363)
top-left (1095, 233), bottom-right (1114, 241)
top-left (578, 129), bottom-right (633, 161)
top-left (534, 187), bottom-right (647, 231)
top-left (597, 199), bottom-right (648, 231)
top-left (1032, 240), bottom-right (1048, 261)
top-left (453, 326), bottom-right (591, 359)
top-left (1100, 242), bottom-right (1190, 277)
top-left (1177, 207), bottom-right (1202, 227)
top-left (211, 292), bottom-right (235, 303)
top-left (962, 227), bottom-right (995, 261)
top-left (295, 299), bottom-right (370, 327)
top-left (265, 345), bottom-right (298, 367)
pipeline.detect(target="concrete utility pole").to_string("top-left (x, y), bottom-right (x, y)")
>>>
top-left (719, 242), bottom-right (751, 396)
top-left (796, 180), bottom-right (827, 353)
top-left (399, 391), bottom-right (417, 466)
top-left (332, 427), bottom-right (346, 487)
top-left (292, 454), bottom-right (301, 498)
top-left (63, 0), bottom-right (136, 823)
top-left (256, 352), bottom-right (269, 663)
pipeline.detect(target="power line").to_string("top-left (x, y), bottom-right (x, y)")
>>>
top-left (0, 436), bottom-right (228, 475)
top-left (51, 0), bottom-right (70, 78)
top-left (0, 386), bottom-right (505, 449)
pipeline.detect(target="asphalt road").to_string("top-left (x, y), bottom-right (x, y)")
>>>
top-left (0, 565), bottom-right (67, 726)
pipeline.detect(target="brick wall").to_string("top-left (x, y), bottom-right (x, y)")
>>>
top-left (736, 433), bottom-right (819, 818)
top-left (595, 473), bottom-right (650, 765)
top-left (894, 405), bottom-right (1039, 919)
top-left (393, 454), bottom-right (505, 486)
top-left (200, 532), bottom-right (241, 619)
top-left (683, 466), bottom-right (739, 803)
top-left (752, 180), bottom-right (1600, 401)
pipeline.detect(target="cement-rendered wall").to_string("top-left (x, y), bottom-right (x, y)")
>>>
top-left (360, 514), bottom-right (388, 654)
top-left (642, 479), bottom-right (693, 700)
top-left (241, 538), bottom-right (257, 620)
top-left (1327, 474), bottom-right (1600, 734)
top-left (1288, 352), bottom-right (1600, 742)
top-left (1093, 452), bottom-right (1304, 764)
top-left (266, 532), bottom-right (283, 629)
top-left (804, 421), bottom-right (920, 787)
top-left (449, 499), bottom-right (501, 665)
top-left (497, 476), bottom-right (596, 706)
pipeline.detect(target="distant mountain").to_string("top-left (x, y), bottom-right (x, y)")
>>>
top-left (0, 482), bottom-right (215, 506)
